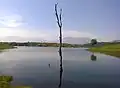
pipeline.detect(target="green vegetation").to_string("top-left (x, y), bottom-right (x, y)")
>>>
top-left (0, 75), bottom-right (31, 88)
top-left (91, 39), bottom-right (97, 46)
top-left (9, 42), bottom-right (82, 48)
top-left (88, 44), bottom-right (120, 58)
top-left (0, 43), bottom-right (15, 50)
top-left (0, 75), bottom-right (12, 88)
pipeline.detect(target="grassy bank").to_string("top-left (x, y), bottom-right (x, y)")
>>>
top-left (88, 44), bottom-right (120, 58)
top-left (0, 75), bottom-right (31, 88)
top-left (0, 43), bottom-right (15, 50)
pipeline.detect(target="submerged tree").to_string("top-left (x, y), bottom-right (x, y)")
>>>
top-left (90, 39), bottom-right (97, 57)
top-left (55, 3), bottom-right (63, 88)
top-left (91, 39), bottom-right (97, 46)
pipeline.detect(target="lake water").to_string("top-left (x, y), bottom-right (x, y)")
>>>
top-left (0, 47), bottom-right (120, 88)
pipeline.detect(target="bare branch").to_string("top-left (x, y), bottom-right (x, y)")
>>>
top-left (55, 3), bottom-right (61, 27)
top-left (60, 8), bottom-right (62, 27)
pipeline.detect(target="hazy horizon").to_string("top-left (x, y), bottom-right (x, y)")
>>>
top-left (0, 0), bottom-right (120, 44)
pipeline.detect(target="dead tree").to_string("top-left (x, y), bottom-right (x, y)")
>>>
top-left (55, 3), bottom-right (63, 88)
top-left (55, 3), bottom-right (63, 68)
top-left (55, 3), bottom-right (63, 57)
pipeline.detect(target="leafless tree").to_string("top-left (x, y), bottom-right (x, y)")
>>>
top-left (55, 3), bottom-right (63, 88)
top-left (55, 3), bottom-right (63, 58)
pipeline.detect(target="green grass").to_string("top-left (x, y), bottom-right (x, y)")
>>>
top-left (0, 75), bottom-right (32, 88)
top-left (0, 43), bottom-right (15, 50)
top-left (88, 44), bottom-right (120, 58)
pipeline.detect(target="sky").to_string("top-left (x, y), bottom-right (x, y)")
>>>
top-left (0, 0), bottom-right (120, 43)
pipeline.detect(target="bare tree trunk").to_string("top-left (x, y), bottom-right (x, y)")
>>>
top-left (55, 3), bottom-right (63, 88)
top-left (59, 26), bottom-right (63, 62)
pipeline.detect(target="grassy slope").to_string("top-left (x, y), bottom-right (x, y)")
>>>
top-left (89, 44), bottom-right (120, 58)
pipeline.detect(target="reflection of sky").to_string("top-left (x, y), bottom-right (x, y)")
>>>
top-left (0, 47), bottom-right (120, 88)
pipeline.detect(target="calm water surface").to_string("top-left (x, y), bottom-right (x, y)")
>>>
top-left (0, 47), bottom-right (120, 88)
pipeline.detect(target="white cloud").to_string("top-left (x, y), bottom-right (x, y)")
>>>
top-left (63, 30), bottom-right (96, 38)
top-left (0, 27), bottom-right (97, 42)
top-left (0, 28), bottom-right (57, 42)
top-left (0, 27), bottom-right (116, 43)
top-left (0, 14), bottom-right (24, 27)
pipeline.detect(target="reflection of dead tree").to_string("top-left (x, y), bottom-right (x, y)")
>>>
top-left (55, 3), bottom-right (63, 88)
top-left (58, 58), bottom-right (63, 88)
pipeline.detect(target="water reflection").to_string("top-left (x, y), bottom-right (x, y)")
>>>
top-left (48, 64), bottom-right (51, 68)
top-left (90, 54), bottom-right (97, 61)
top-left (58, 57), bottom-right (63, 88)
top-left (58, 47), bottom-right (63, 88)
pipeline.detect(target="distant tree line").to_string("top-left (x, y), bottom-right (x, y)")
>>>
top-left (0, 40), bottom-right (119, 48)
top-left (0, 42), bottom-right (82, 48)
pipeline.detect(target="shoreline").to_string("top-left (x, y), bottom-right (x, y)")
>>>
top-left (88, 44), bottom-right (120, 58)
top-left (88, 49), bottom-right (120, 58)
top-left (0, 43), bottom-right (16, 51)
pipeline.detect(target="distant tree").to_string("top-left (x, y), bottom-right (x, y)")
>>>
top-left (91, 39), bottom-right (97, 46)
top-left (91, 39), bottom-right (97, 55)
